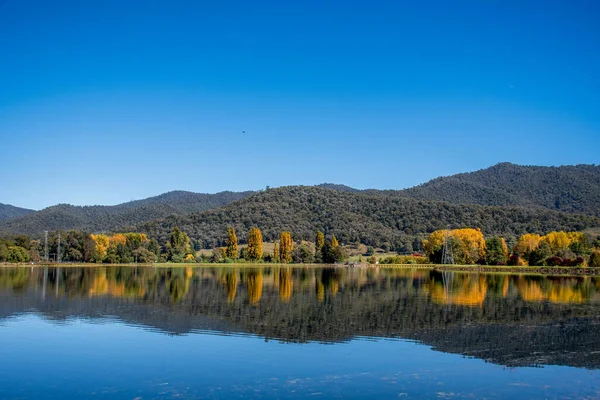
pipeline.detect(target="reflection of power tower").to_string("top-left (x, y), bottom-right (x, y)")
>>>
top-left (44, 231), bottom-right (49, 262)
top-left (57, 233), bottom-right (61, 263)
top-left (441, 230), bottom-right (455, 265)
top-left (442, 271), bottom-right (454, 299)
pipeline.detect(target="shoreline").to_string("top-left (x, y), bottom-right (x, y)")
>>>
top-left (2, 262), bottom-right (600, 276)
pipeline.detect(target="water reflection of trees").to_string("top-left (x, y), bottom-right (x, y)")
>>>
top-left (3, 267), bottom-right (600, 307)
top-left (4, 266), bottom-right (600, 368)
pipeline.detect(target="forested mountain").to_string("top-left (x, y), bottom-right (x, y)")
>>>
top-left (399, 163), bottom-right (600, 216)
top-left (0, 203), bottom-right (34, 223)
top-left (2, 163), bottom-right (599, 238)
top-left (0, 190), bottom-right (254, 235)
top-left (138, 186), bottom-right (600, 251)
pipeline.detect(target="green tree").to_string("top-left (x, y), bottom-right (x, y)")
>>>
top-left (226, 227), bottom-right (238, 259)
top-left (168, 226), bottom-right (192, 262)
top-left (279, 232), bottom-right (293, 263)
top-left (247, 227), bottom-right (263, 261)
top-left (589, 251), bottom-right (600, 268)
top-left (485, 237), bottom-right (508, 265)
top-left (529, 241), bottom-right (552, 266)
top-left (322, 239), bottom-right (347, 264)
top-left (6, 246), bottom-right (30, 263)
top-left (292, 243), bottom-right (314, 263)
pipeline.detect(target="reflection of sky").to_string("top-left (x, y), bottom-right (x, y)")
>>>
top-left (1, 315), bottom-right (599, 399)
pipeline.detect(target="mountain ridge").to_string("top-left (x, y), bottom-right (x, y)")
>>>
top-left (1, 162), bottom-right (599, 236)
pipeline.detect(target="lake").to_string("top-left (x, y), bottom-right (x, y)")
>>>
top-left (1, 266), bottom-right (600, 399)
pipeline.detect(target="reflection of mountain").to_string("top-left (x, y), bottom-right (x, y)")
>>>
top-left (2, 267), bottom-right (600, 369)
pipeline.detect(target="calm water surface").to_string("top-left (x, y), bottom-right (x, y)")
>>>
top-left (1, 266), bottom-right (600, 399)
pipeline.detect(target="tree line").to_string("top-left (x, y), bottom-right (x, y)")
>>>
top-left (2, 225), bottom-right (599, 267)
top-left (0, 226), bottom-right (348, 265)
top-left (422, 228), bottom-right (600, 267)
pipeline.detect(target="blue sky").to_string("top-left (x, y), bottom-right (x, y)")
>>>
top-left (0, 0), bottom-right (598, 210)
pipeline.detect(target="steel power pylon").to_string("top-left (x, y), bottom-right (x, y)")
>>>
top-left (441, 229), bottom-right (455, 265)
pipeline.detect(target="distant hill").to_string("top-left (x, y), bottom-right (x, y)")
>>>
top-left (0, 190), bottom-right (254, 235)
top-left (316, 183), bottom-right (360, 193)
top-left (399, 163), bottom-right (600, 216)
top-left (2, 163), bottom-right (600, 238)
top-left (0, 203), bottom-right (34, 223)
top-left (138, 186), bottom-right (600, 251)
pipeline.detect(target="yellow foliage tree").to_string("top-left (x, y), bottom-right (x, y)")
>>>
top-left (514, 233), bottom-right (542, 255)
top-left (247, 227), bottom-right (263, 261)
top-left (226, 227), bottom-right (238, 259)
top-left (453, 228), bottom-right (486, 264)
top-left (331, 234), bottom-right (339, 248)
top-left (91, 234), bottom-right (110, 262)
top-left (542, 231), bottom-right (572, 252)
top-left (279, 232), bottom-right (293, 263)
top-left (422, 230), bottom-right (446, 258)
top-left (423, 228), bottom-right (485, 264)
top-left (110, 233), bottom-right (127, 247)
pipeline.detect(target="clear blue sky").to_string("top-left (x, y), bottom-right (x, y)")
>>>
top-left (0, 0), bottom-right (598, 210)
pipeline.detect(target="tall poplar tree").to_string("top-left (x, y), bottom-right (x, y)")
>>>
top-left (226, 227), bottom-right (238, 259)
top-left (279, 232), bottom-right (293, 263)
top-left (315, 231), bottom-right (324, 263)
top-left (247, 227), bottom-right (263, 261)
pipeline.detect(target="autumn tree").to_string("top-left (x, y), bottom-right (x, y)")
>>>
top-left (331, 234), bottom-right (339, 248)
top-left (542, 231), bottom-right (571, 253)
top-left (423, 228), bottom-right (485, 264)
top-left (226, 227), bottom-right (238, 259)
top-left (91, 234), bottom-right (110, 262)
top-left (314, 231), bottom-right (325, 263)
top-left (514, 233), bottom-right (542, 256)
top-left (247, 227), bottom-right (263, 261)
top-left (279, 232), bottom-right (293, 263)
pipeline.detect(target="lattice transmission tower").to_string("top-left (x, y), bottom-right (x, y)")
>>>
top-left (441, 230), bottom-right (455, 265)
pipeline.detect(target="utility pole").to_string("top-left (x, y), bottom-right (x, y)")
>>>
top-left (44, 231), bottom-right (49, 262)
top-left (57, 233), bottom-right (61, 263)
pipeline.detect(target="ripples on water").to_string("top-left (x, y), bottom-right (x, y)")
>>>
top-left (1, 265), bottom-right (600, 399)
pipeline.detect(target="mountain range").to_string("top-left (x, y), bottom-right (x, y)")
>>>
top-left (1, 163), bottom-right (599, 249)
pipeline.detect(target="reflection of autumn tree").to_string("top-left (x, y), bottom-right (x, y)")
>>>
top-left (428, 274), bottom-right (488, 307)
top-left (247, 269), bottom-right (263, 305)
top-left (279, 268), bottom-right (293, 302)
top-left (225, 269), bottom-right (239, 303)
top-left (516, 277), bottom-right (591, 304)
top-left (316, 280), bottom-right (325, 302)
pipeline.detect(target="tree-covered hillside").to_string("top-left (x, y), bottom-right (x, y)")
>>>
top-left (138, 186), bottom-right (600, 251)
top-left (0, 203), bottom-right (34, 223)
top-left (0, 190), bottom-right (254, 235)
top-left (399, 163), bottom-right (600, 216)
